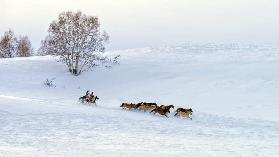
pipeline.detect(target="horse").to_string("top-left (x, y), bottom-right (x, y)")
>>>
top-left (79, 96), bottom-right (87, 103)
top-left (160, 105), bottom-right (174, 112)
top-left (79, 96), bottom-right (99, 104)
top-left (138, 103), bottom-right (157, 112)
top-left (133, 103), bottom-right (143, 109)
top-left (120, 103), bottom-right (136, 110)
top-left (150, 106), bottom-right (170, 117)
top-left (174, 108), bottom-right (193, 119)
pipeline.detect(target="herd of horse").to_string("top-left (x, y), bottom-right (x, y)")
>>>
top-left (120, 102), bottom-right (193, 119)
top-left (78, 93), bottom-right (193, 119)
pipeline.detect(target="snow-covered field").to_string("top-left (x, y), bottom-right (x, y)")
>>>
top-left (0, 43), bottom-right (279, 157)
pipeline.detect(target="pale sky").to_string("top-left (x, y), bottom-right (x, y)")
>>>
top-left (1, 0), bottom-right (279, 50)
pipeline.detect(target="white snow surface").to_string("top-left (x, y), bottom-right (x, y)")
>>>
top-left (0, 43), bottom-right (279, 157)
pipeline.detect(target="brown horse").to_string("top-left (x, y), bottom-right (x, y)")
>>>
top-left (120, 103), bottom-right (135, 110)
top-left (174, 108), bottom-right (193, 119)
top-left (160, 105), bottom-right (174, 112)
top-left (133, 103), bottom-right (143, 109)
top-left (138, 103), bottom-right (157, 112)
top-left (150, 106), bottom-right (170, 117)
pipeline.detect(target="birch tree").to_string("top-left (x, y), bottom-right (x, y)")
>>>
top-left (39, 11), bottom-right (117, 75)
top-left (0, 29), bottom-right (17, 58)
top-left (16, 36), bottom-right (33, 57)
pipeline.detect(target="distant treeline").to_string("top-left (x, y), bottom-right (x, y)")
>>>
top-left (0, 29), bottom-right (33, 58)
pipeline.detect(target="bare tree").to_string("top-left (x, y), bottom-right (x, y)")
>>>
top-left (39, 11), bottom-right (117, 75)
top-left (0, 29), bottom-right (17, 58)
top-left (16, 36), bottom-right (33, 57)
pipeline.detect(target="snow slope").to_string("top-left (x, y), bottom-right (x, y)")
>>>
top-left (0, 43), bottom-right (279, 157)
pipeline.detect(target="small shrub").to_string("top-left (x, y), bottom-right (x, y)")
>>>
top-left (44, 78), bottom-right (56, 87)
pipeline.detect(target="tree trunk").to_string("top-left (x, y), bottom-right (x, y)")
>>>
top-left (66, 53), bottom-right (72, 72)
top-left (73, 54), bottom-right (79, 75)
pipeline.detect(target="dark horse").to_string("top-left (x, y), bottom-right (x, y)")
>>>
top-left (150, 106), bottom-right (170, 117)
top-left (79, 96), bottom-right (99, 104)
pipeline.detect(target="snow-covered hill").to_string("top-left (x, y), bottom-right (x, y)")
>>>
top-left (1, 44), bottom-right (279, 157)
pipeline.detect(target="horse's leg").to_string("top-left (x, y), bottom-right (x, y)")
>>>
top-left (151, 109), bottom-right (157, 114)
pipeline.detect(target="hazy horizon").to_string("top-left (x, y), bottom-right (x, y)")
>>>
top-left (1, 0), bottom-right (279, 50)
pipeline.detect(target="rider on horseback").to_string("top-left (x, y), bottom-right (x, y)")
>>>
top-left (79, 90), bottom-right (99, 104)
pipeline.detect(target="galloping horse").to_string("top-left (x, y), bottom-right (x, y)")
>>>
top-left (79, 96), bottom-right (99, 104)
